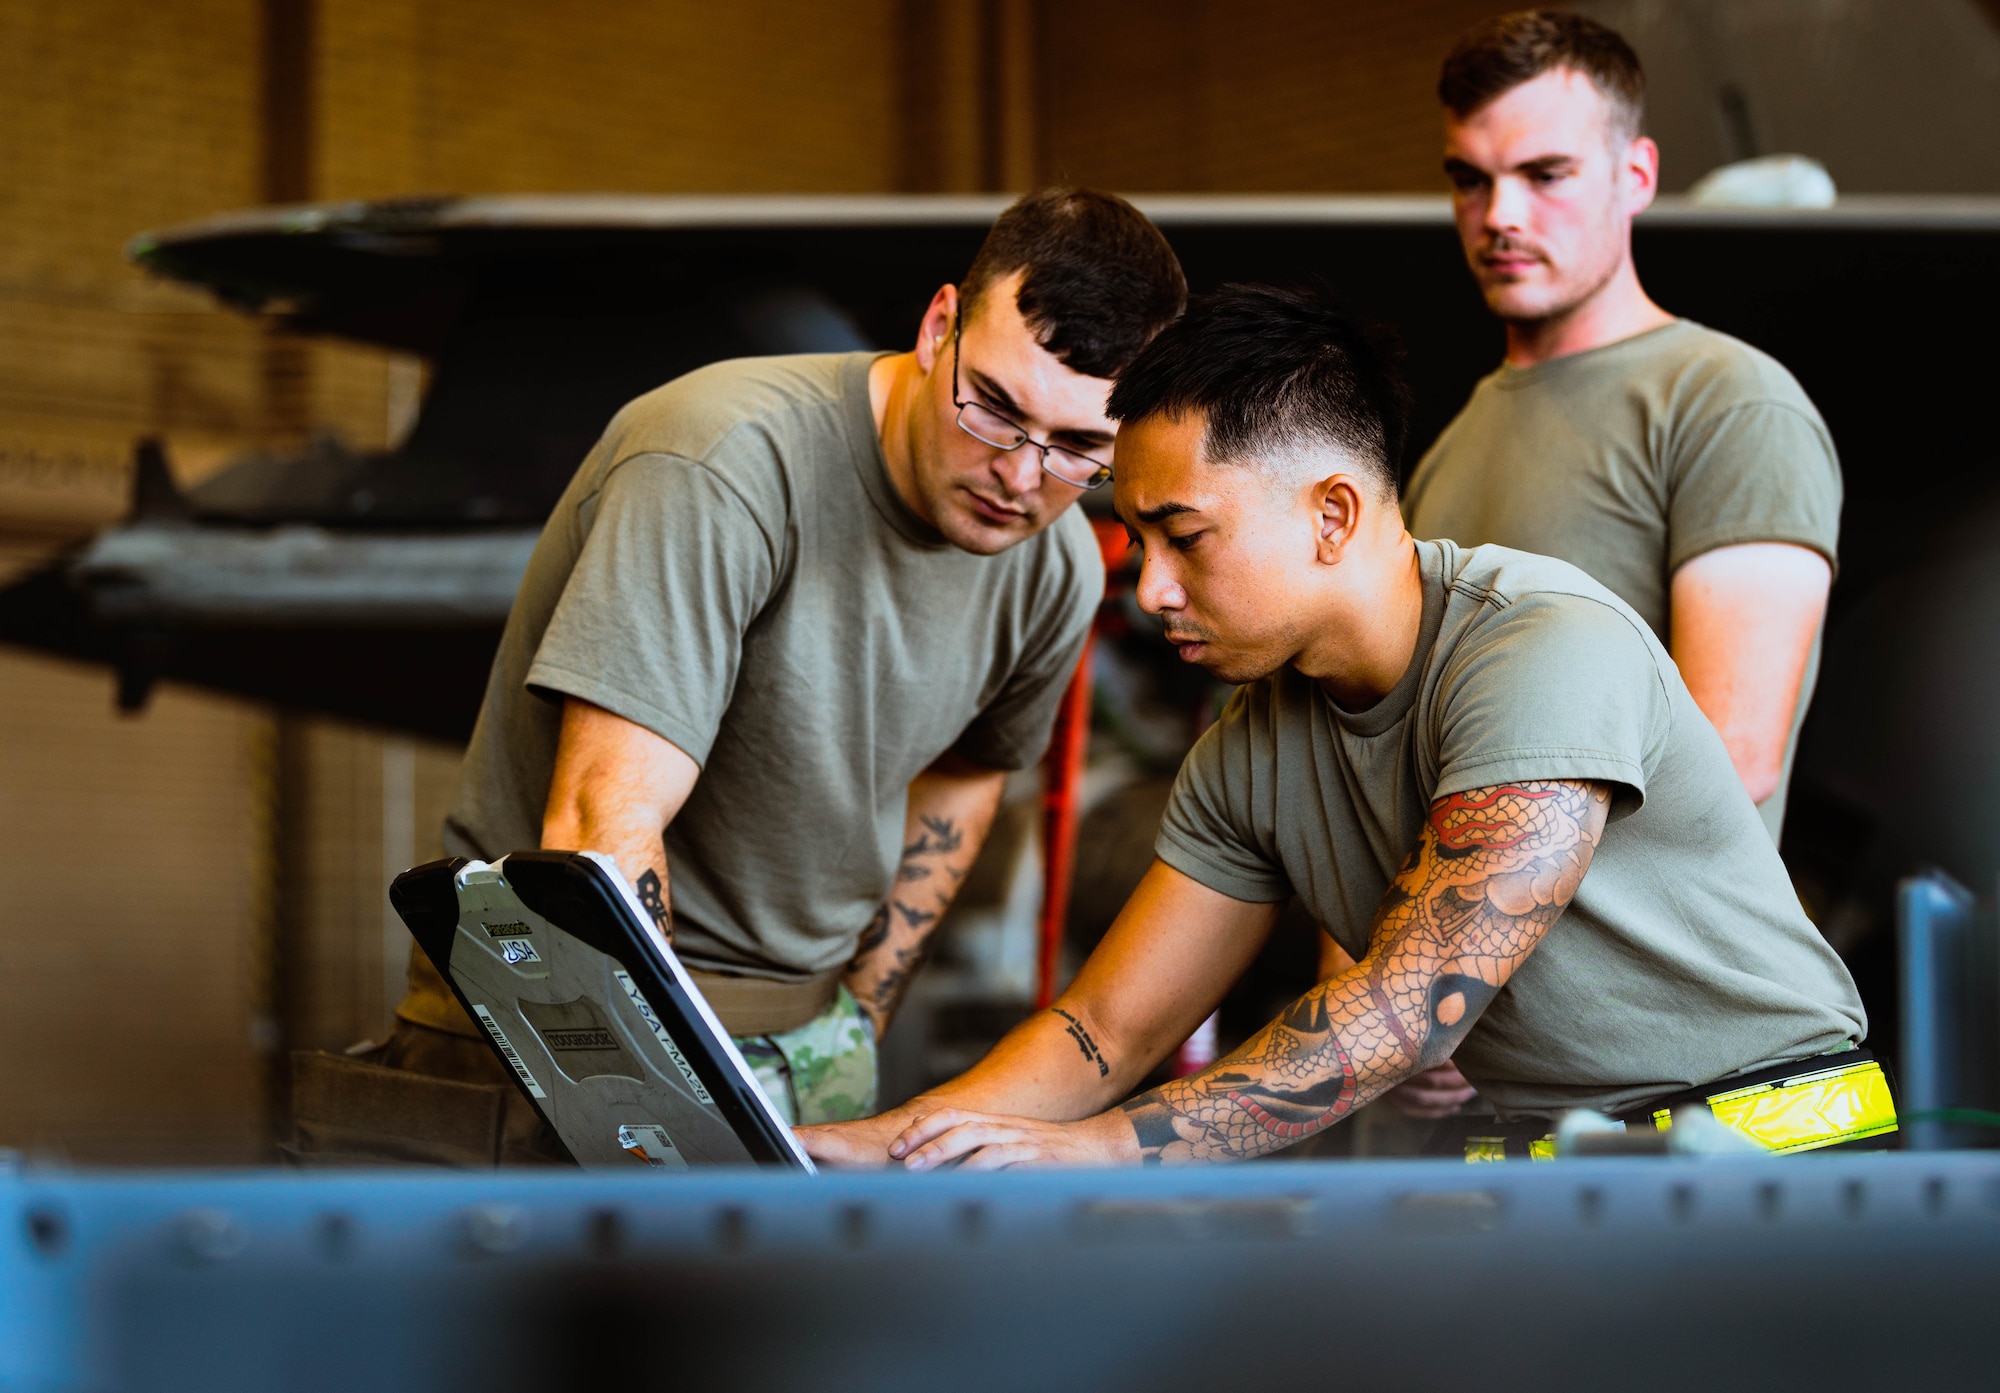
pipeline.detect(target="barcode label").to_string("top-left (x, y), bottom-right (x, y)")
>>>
top-left (614, 971), bottom-right (713, 1104)
top-left (470, 1003), bottom-right (546, 1098)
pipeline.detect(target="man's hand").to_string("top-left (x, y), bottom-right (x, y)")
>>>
top-left (888, 1107), bottom-right (1135, 1171)
top-left (1382, 1061), bottom-right (1479, 1119)
top-left (796, 1103), bottom-right (930, 1168)
top-left (1670, 542), bottom-right (1831, 806)
top-left (844, 752), bottom-right (1007, 1038)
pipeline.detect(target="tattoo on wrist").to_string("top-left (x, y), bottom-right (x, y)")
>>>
top-left (1052, 1007), bottom-right (1109, 1077)
top-left (634, 868), bottom-right (670, 935)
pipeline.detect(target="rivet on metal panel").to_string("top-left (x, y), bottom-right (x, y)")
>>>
top-left (175, 1209), bottom-right (247, 1263)
top-left (1576, 1187), bottom-right (1603, 1226)
top-left (314, 1212), bottom-right (356, 1262)
top-left (461, 1204), bottom-right (530, 1256)
top-left (1668, 1184), bottom-right (1696, 1224)
top-left (23, 1206), bottom-right (68, 1259)
top-left (714, 1205), bottom-right (750, 1253)
top-left (1756, 1182), bottom-right (1782, 1221)
top-left (838, 1204), bottom-right (871, 1249)
top-left (585, 1207), bottom-right (625, 1259)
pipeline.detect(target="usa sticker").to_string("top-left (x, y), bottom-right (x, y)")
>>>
top-left (613, 971), bottom-right (712, 1104)
top-left (470, 1003), bottom-right (547, 1098)
top-left (495, 937), bottom-right (540, 965)
top-left (617, 1123), bottom-right (689, 1170)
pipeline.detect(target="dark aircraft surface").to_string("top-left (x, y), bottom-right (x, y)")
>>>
top-left (4, 192), bottom-right (1999, 966)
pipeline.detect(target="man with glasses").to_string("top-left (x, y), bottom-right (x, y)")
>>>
top-left (384, 189), bottom-right (1187, 1139)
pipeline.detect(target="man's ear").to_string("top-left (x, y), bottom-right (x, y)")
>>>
top-left (915, 284), bottom-right (959, 372)
top-left (1623, 135), bottom-right (1661, 215)
top-left (1313, 474), bottom-right (1366, 564)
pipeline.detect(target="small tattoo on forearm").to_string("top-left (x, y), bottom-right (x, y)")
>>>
top-left (1053, 1007), bottom-right (1109, 1077)
top-left (635, 868), bottom-right (669, 933)
top-left (892, 900), bottom-right (938, 930)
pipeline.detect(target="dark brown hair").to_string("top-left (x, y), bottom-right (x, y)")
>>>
top-left (960, 187), bottom-right (1187, 381)
top-left (1106, 281), bottom-right (1413, 500)
top-left (1438, 9), bottom-right (1646, 141)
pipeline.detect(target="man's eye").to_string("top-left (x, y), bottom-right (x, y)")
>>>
top-left (1168, 531), bottom-right (1203, 552)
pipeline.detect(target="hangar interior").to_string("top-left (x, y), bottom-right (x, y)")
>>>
top-left (4, 0), bottom-right (2000, 1169)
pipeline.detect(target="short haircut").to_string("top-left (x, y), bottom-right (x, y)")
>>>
top-left (1438, 9), bottom-right (1646, 143)
top-left (960, 187), bottom-right (1188, 381)
top-left (1104, 282), bottom-right (1412, 499)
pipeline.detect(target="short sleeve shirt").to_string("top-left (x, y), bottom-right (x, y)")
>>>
top-left (1156, 540), bottom-right (1863, 1118)
top-left (1401, 320), bottom-right (1842, 841)
top-left (443, 352), bottom-right (1101, 982)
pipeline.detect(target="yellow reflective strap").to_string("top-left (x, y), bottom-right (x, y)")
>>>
top-left (1652, 1108), bottom-right (1674, 1132)
top-left (1704, 1060), bottom-right (1899, 1154)
top-left (1528, 1136), bottom-right (1558, 1162)
top-left (1463, 1136), bottom-right (1508, 1163)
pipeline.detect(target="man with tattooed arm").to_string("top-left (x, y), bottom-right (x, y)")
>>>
top-left (800, 284), bottom-right (1870, 1167)
top-left (379, 190), bottom-right (1187, 1136)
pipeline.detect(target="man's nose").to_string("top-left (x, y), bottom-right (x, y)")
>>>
top-left (1134, 551), bottom-right (1184, 616)
top-left (1486, 174), bottom-right (1527, 232)
top-left (992, 445), bottom-right (1042, 499)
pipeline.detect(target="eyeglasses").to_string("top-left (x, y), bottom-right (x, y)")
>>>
top-left (950, 314), bottom-right (1113, 490)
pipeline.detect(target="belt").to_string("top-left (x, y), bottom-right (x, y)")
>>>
top-left (686, 965), bottom-right (844, 1038)
top-left (1619, 1048), bottom-right (1898, 1155)
top-left (1444, 1048), bottom-right (1898, 1162)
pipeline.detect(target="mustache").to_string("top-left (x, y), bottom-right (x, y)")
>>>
top-left (1161, 623), bottom-right (1217, 645)
top-left (1480, 236), bottom-right (1546, 261)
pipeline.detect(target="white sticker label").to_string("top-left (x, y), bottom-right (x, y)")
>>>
top-left (496, 937), bottom-right (541, 965)
top-left (616, 1123), bottom-right (689, 1170)
top-left (470, 1003), bottom-right (547, 1098)
top-left (614, 970), bottom-right (713, 1104)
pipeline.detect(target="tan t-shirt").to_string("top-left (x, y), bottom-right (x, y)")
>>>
top-left (1401, 320), bottom-right (1842, 841)
top-left (399, 352), bottom-right (1101, 1033)
top-left (1155, 540), bottom-right (1863, 1119)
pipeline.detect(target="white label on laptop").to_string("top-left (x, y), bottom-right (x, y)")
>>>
top-left (470, 1003), bottom-right (547, 1099)
top-left (495, 937), bottom-right (541, 965)
top-left (616, 1123), bottom-right (690, 1170)
top-left (614, 970), bottom-right (713, 1105)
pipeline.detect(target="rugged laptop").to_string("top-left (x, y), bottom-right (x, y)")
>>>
top-left (389, 851), bottom-right (813, 1171)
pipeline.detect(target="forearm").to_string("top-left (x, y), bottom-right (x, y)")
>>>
top-left (541, 698), bottom-right (700, 941)
top-left (845, 754), bottom-right (1007, 1035)
top-left (1670, 544), bottom-right (1830, 804)
top-left (542, 802), bottom-right (674, 938)
top-left (905, 1000), bottom-right (1137, 1122)
top-left (1119, 781), bottom-right (1609, 1164)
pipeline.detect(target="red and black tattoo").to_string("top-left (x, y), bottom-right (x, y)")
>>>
top-left (1120, 780), bottom-right (1609, 1163)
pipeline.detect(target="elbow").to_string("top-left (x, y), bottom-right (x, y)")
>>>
top-left (1735, 751), bottom-right (1783, 808)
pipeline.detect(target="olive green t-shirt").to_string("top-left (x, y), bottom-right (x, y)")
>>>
top-left (401, 352), bottom-right (1101, 1032)
top-left (1401, 320), bottom-right (1842, 842)
top-left (1155, 539), bottom-right (1863, 1119)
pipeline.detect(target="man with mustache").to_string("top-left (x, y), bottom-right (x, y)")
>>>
top-left (1385, 11), bottom-right (1844, 1123)
top-left (383, 189), bottom-right (1187, 1147)
top-left (799, 284), bottom-right (1878, 1170)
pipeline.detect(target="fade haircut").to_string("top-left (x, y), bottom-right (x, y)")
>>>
top-left (1105, 282), bottom-right (1412, 500)
top-left (1439, 9), bottom-right (1646, 144)
top-left (960, 187), bottom-right (1188, 381)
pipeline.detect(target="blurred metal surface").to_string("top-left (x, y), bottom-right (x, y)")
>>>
top-left (5, 1153), bottom-right (2000, 1392)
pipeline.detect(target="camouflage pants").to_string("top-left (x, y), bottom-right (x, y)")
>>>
top-left (734, 985), bottom-right (877, 1125)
